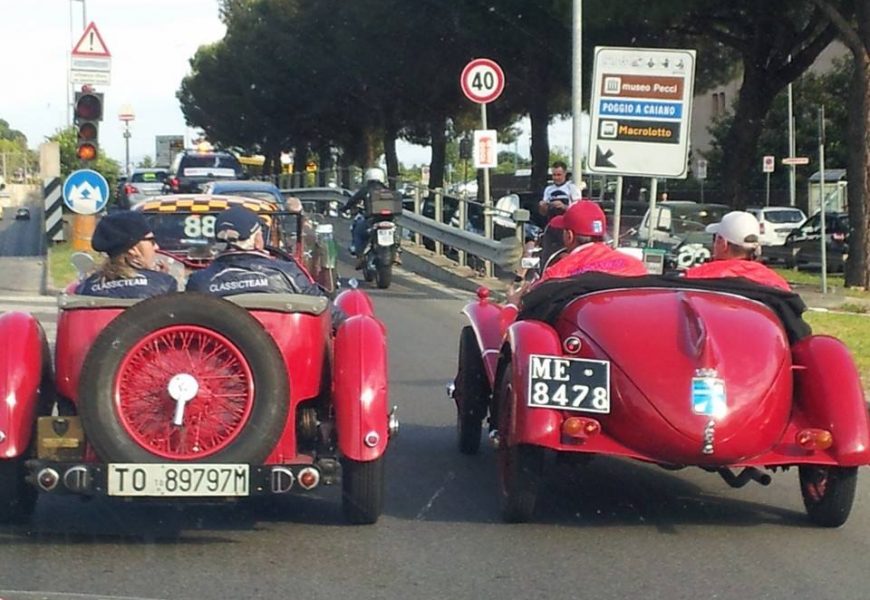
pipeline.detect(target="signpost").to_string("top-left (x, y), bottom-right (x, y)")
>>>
top-left (70, 22), bottom-right (112, 86)
top-left (588, 47), bottom-right (696, 244)
top-left (762, 155), bottom-right (775, 207)
top-left (461, 58), bottom-right (505, 277)
top-left (695, 158), bottom-right (707, 204)
top-left (473, 130), bottom-right (498, 169)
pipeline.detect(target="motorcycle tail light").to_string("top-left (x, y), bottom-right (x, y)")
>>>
top-left (796, 428), bottom-right (834, 451)
top-left (562, 417), bottom-right (601, 439)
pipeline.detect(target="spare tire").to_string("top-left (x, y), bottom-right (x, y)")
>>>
top-left (79, 293), bottom-right (289, 464)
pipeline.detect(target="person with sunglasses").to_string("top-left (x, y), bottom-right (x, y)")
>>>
top-left (76, 210), bottom-right (178, 298)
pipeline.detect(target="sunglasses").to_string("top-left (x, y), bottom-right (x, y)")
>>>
top-left (141, 236), bottom-right (158, 245)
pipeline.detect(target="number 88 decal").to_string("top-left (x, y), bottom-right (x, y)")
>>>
top-left (184, 215), bottom-right (216, 238)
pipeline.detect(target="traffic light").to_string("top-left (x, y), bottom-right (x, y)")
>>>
top-left (459, 136), bottom-right (471, 160)
top-left (74, 91), bottom-right (103, 163)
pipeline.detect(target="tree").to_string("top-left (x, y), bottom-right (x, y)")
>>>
top-left (0, 119), bottom-right (26, 146)
top-left (137, 156), bottom-right (155, 168)
top-left (811, 0), bottom-right (870, 287)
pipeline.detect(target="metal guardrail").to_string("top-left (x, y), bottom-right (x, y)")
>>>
top-left (280, 186), bottom-right (528, 270)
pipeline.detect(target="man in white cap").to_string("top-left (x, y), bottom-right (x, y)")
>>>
top-left (685, 210), bottom-right (790, 291)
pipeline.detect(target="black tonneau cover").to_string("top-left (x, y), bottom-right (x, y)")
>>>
top-left (518, 273), bottom-right (811, 343)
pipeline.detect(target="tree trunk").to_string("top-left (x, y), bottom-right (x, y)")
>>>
top-left (529, 94), bottom-right (550, 193)
top-left (429, 115), bottom-right (447, 190)
top-left (293, 145), bottom-right (308, 187)
top-left (719, 67), bottom-right (777, 209)
top-left (384, 124), bottom-right (399, 190)
top-left (845, 50), bottom-right (870, 287)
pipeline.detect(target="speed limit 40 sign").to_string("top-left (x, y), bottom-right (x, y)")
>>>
top-left (460, 58), bottom-right (505, 104)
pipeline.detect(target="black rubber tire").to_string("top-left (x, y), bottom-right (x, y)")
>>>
top-left (78, 293), bottom-right (290, 464)
top-left (799, 465), bottom-right (858, 527)
top-left (375, 247), bottom-right (393, 289)
top-left (0, 458), bottom-right (37, 523)
top-left (496, 360), bottom-right (544, 523)
top-left (455, 326), bottom-right (489, 455)
top-left (362, 255), bottom-right (375, 282)
top-left (341, 456), bottom-right (385, 524)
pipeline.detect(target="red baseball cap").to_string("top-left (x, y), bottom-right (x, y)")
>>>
top-left (549, 201), bottom-right (607, 237)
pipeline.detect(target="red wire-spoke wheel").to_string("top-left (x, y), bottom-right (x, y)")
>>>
top-left (114, 325), bottom-right (255, 460)
top-left (79, 294), bottom-right (289, 464)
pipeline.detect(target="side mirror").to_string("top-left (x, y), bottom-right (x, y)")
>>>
top-left (70, 252), bottom-right (96, 281)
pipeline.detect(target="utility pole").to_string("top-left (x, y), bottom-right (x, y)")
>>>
top-left (818, 106), bottom-right (828, 294)
top-left (788, 55), bottom-right (796, 207)
top-left (571, 0), bottom-right (583, 183)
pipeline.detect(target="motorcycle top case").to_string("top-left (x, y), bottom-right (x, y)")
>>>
top-left (365, 189), bottom-right (404, 217)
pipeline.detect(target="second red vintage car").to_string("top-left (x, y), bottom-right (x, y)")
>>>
top-left (0, 210), bottom-right (395, 525)
top-left (451, 273), bottom-right (870, 526)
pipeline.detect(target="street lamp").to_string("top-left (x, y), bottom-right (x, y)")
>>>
top-left (118, 104), bottom-right (135, 176)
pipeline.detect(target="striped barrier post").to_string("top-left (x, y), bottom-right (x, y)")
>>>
top-left (44, 177), bottom-right (64, 243)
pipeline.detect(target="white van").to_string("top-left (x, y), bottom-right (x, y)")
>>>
top-left (746, 207), bottom-right (807, 246)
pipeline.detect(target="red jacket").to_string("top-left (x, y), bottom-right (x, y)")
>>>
top-left (684, 259), bottom-right (791, 291)
top-left (538, 243), bottom-right (648, 283)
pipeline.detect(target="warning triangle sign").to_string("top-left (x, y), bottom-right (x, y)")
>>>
top-left (71, 22), bottom-right (111, 57)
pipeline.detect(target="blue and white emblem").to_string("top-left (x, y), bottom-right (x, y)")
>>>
top-left (63, 169), bottom-right (109, 215)
top-left (691, 375), bottom-right (726, 418)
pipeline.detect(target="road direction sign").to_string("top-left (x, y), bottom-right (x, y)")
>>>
top-left (782, 156), bottom-right (810, 165)
top-left (588, 47), bottom-right (697, 178)
top-left (460, 58), bottom-right (505, 104)
top-left (473, 130), bottom-right (498, 169)
top-left (63, 169), bottom-right (109, 215)
top-left (763, 155), bottom-right (775, 173)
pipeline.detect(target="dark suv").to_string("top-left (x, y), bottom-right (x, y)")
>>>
top-left (163, 150), bottom-right (245, 194)
top-left (781, 212), bottom-right (849, 272)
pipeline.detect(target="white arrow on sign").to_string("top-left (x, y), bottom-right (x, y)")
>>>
top-left (68, 182), bottom-right (104, 214)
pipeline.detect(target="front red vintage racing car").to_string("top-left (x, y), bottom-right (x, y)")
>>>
top-left (0, 256), bottom-right (395, 526)
top-left (451, 273), bottom-right (870, 526)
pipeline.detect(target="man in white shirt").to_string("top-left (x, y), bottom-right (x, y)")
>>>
top-left (539, 161), bottom-right (584, 217)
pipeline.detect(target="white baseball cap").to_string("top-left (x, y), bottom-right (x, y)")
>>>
top-left (706, 211), bottom-right (760, 249)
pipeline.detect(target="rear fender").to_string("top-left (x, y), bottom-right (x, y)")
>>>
top-left (504, 320), bottom-right (562, 448)
top-left (0, 312), bottom-right (48, 458)
top-left (792, 335), bottom-right (870, 465)
top-left (335, 288), bottom-right (374, 318)
top-left (333, 314), bottom-right (389, 461)
top-left (463, 295), bottom-right (515, 388)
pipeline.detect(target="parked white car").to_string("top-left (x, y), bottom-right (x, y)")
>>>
top-left (746, 206), bottom-right (807, 246)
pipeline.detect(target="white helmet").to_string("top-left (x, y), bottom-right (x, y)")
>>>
top-left (364, 167), bottom-right (386, 184)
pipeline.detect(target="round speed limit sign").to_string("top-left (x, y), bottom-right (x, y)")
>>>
top-left (460, 58), bottom-right (505, 104)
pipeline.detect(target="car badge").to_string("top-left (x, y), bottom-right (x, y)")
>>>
top-left (691, 369), bottom-right (726, 419)
top-left (702, 419), bottom-right (715, 455)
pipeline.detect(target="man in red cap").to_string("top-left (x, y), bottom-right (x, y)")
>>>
top-left (536, 201), bottom-right (647, 283)
top-left (684, 210), bottom-right (790, 291)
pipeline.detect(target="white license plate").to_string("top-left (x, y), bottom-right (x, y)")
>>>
top-left (528, 354), bottom-right (611, 414)
top-left (377, 228), bottom-right (395, 246)
top-left (107, 463), bottom-right (250, 497)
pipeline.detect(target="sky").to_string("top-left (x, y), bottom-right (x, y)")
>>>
top-left (0, 0), bottom-right (582, 170)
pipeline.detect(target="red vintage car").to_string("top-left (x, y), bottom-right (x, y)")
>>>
top-left (0, 218), bottom-right (395, 525)
top-left (451, 273), bottom-right (870, 526)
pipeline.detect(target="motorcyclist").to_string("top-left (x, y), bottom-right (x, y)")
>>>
top-left (186, 205), bottom-right (323, 297)
top-left (342, 167), bottom-right (390, 268)
top-left (77, 210), bottom-right (177, 298)
top-left (684, 210), bottom-right (790, 291)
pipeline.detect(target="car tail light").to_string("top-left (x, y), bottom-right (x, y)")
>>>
top-left (562, 417), bottom-right (601, 439)
top-left (298, 467), bottom-right (320, 490)
top-left (124, 184), bottom-right (139, 195)
top-left (758, 222), bottom-right (765, 235)
top-left (796, 428), bottom-right (834, 451)
top-left (169, 177), bottom-right (180, 191)
top-left (563, 336), bottom-right (582, 354)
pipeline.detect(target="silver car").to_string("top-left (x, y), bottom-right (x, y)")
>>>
top-left (121, 168), bottom-right (169, 207)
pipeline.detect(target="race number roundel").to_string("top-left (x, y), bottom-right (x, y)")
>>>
top-left (460, 58), bottom-right (505, 104)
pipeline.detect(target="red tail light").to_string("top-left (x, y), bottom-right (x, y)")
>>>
top-left (124, 184), bottom-right (139, 195)
top-left (796, 428), bottom-right (834, 451)
top-left (562, 417), bottom-right (601, 440)
top-left (169, 177), bottom-right (180, 191)
top-left (758, 222), bottom-right (765, 235)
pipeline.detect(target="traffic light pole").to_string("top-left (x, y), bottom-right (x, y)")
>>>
top-left (123, 122), bottom-right (131, 176)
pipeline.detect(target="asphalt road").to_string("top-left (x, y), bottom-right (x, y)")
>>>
top-left (0, 198), bottom-right (46, 293)
top-left (1, 241), bottom-right (870, 600)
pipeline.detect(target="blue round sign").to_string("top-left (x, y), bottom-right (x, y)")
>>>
top-left (63, 169), bottom-right (110, 215)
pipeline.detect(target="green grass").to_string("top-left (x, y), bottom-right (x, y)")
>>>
top-left (805, 311), bottom-right (870, 386)
top-left (48, 241), bottom-right (97, 290)
top-left (773, 267), bottom-right (870, 298)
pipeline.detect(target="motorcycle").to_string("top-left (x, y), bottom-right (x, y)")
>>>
top-left (353, 188), bottom-right (403, 290)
